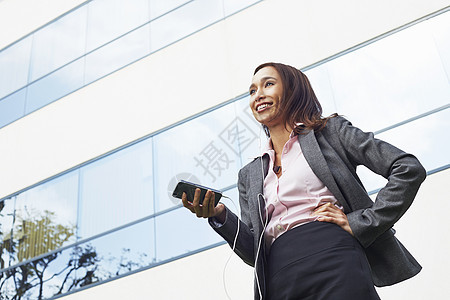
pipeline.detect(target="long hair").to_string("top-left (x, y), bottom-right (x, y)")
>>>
top-left (253, 62), bottom-right (336, 136)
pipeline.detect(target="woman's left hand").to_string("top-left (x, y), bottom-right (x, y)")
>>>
top-left (312, 203), bottom-right (354, 236)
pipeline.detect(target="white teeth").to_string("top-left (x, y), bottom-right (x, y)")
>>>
top-left (257, 104), bottom-right (269, 111)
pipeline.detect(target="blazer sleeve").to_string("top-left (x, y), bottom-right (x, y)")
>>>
top-left (208, 168), bottom-right (256, 266)
top-left (334, 117), bottom-right (426, 247)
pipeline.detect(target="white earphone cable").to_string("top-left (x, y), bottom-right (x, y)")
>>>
top-left (221, 194), bottom-right (240, 300)
top-left (254, 125), bottom-right (269, 300)
top-left (223, 126), bottom-right (268, 300)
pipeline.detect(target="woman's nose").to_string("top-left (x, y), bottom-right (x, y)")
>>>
top-left (254, 89), bottom-right (264, 101)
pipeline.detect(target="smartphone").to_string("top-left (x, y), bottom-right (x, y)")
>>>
top-left (172, 180), bottom-right (222, 207)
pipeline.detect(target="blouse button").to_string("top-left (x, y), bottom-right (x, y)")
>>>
top-left (276, 224), bottom-right (283, 231)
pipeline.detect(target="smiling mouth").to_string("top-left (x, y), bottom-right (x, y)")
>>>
top-left (256, 103), bottom-right (272, 112)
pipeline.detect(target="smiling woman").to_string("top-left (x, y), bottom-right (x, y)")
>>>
top-left (182, 62), bottom-right (426, 300)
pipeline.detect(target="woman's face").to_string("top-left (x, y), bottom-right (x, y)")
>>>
top-left (249, 66), bottom-right (284, 128)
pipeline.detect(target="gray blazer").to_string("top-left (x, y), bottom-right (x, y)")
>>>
top-left (210, 116), bottom-right (426, 299)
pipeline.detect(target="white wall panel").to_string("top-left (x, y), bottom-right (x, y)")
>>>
top-left (0, 0), bottom-right (87, 50)
top-left (0, 0), bottom-right (448, 198)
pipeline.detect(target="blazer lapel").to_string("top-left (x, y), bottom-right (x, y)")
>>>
top-left (298, 130), bottom-right (351, 213)
top-left (252, 154), bottom-right (269, 225)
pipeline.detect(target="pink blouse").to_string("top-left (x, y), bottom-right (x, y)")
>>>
top-left (263, 133), bottom-right (343, 246)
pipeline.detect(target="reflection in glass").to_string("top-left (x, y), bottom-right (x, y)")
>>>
top-left (0, 37), bottom-right (32, 99)
top-left (0, 270), bottom-right (16, 299)
top-left (86, 0), bottom-right (150, 52)
top-left (79, 139), bottom-right (154, 239)
top-left (150, 0), bottom-right (223, 52)
top-left (155, 207), bottom-right (222, 262)
top-left (0, 244), bottom-right (95, 299)
top-left (84, 24), bottom-right (151, 84)
top-left (0, 89), bottom-right (27, 128)
top-left (26, 58), bottom-right (85, 114)
top-left (0, 218), bottom-right (155, 299)
top-left (11, 171), bottom-right (79, 265)
top-left (0, 197), bottom-right (16, 269)
top-left (89, 218), bottom-right (155, 278)
top-left (30, 6), bottom-right (87, 81)
top-left (153, 102), bottom-right (242, 212)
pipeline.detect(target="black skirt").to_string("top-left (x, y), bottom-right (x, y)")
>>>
top-left (266, 221), bottom-right (380, 300)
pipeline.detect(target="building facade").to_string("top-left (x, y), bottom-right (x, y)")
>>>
top-left (0, 0), bottom-right (449, 299)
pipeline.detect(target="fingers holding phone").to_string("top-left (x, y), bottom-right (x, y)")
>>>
top-left (182, 188), bottom-right (224, 218)
top-left (190, 187), bottom-right (210, 217)
top-left (174, 180), bottom-right (225, 220)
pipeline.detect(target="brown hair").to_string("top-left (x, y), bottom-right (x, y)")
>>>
top-left (253, 62), bottom-right (336, 136)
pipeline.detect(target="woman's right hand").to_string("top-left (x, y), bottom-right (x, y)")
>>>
top-left (182, 188), bottom-right (226, 222)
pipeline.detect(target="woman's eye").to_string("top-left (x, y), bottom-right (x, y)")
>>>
top-left (249, 89), bottom-right (256, 95)
top-left (265, 82), bottom-right (274, 87)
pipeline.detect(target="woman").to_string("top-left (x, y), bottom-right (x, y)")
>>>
top-left (182, 62), bottom-right (426, 299)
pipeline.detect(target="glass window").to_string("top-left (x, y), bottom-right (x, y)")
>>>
top-left (84, 24), bottom-right (151, 84)
top-left (11, 171), bottom-right (79, 265)
top-left (30, 6), bottom-right (87, 81)
top-left (428, 11), bottom-right (450, 82)
top-left (25, 58), bottom-right (85, 114)
top-left (0, 197), bottom-right (16, 269)
top-left (155, 207), bottom-right (222, 262)
top-left (150, 0), bottom-right (223, 52)
top-left (375, 108), bottom-right (450, 172)
top-left (0, 268), bottom-right (16, 299)
top-left (86, 0), bottom-right (150, 52)
top-left (0, 245), bottom-right (90, 299)
top-left (357, 108), bottom-right (449, 192)
top-left (78, 139), bottom-right (154, 239)
top-left (0, 37), bottom-right (32, 99)
top-left (0, 88), bottom-right (26, 128)
top-left (153, 103), bottom-right (242, 213)
top-left (29, 249), bottom-right (75, 299)
top-left (304, 66), bottom-right (339, 117)
top-left (0, 218), bottom-right (155, 299)
top-left (149, 0), bottom-right (191, 20)
top-left (306, 12), bottom-right (450, 134)
top-left (86, 218), bottom-right (155, 278)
